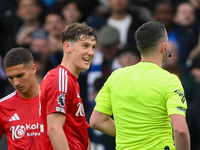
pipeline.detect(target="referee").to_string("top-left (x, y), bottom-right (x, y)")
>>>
top-left (90, 21), bottom-right (190, 150)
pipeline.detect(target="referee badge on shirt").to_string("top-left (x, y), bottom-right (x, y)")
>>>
top-left (57, 93), bottom-right (65, 107)
top-left (174, 90), bottom-right (186, 104)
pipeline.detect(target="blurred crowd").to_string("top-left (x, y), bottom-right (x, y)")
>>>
top-left (1, 0), bottom-right (200, 149)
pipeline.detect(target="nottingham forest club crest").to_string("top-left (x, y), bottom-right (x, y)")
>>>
top-left (57, 93), bottom-right (65, 107)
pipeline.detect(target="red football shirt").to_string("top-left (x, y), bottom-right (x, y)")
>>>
top-left (40, 65), bottom-right (89, 150)
top-left (0, 91), bottom-right (50, 150)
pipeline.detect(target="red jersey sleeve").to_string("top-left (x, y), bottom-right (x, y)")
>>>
top-left (45, 67), bottom-right (71, 116)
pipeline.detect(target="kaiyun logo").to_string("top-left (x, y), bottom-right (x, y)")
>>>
top-left (10, 123), bottom-right (44, 140)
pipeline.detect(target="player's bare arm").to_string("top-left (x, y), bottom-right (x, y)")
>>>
top-left (47, 112), bottom-right (70, 150)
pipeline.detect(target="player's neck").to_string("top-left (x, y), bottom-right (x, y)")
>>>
top-left (61, 61), bottom-right (80, 78)
top-left (19, 82), bottom-right (40, 99)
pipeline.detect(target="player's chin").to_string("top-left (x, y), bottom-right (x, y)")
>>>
top-left (17, 89), bottom-right (26, 94)
top-left (82, 64), bottom-right (91, 70)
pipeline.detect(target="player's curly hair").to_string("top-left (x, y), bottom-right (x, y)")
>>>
top-left (62, 22), bottom-right (97, 43)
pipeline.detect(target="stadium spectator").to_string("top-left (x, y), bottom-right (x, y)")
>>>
top-left (86, 0), bottom-right (150, 48)
top-left (117, 45), bottom-right (141, 68)
top-left (61, 0), bottom-right (85, 25)
top-left (16, 0), bottom-right (45, 47)
top-left (44, 12), bottom-right (65, 53)
top-left (174, 2), bottom-right (199, 61)
top-left (30, 28), bottom-right (50, 61)
top-left (154, 1), bottom-right (195, 63)
top-left (174, 2), bottom-right (195, 27)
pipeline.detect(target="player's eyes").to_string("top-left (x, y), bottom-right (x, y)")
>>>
top-left (8, 77), bottom-right (13, 79)
top-left (83, 45), bottom-right (88, 48)
top-left (16, 74), bottom-right (24, 78)
top-left (92, 46), bottom-right (96, 51)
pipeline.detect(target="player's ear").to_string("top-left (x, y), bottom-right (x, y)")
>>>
top-left (31, 64), bottom-right (37, 75)
top-left (63, 42), bottom-right (71, 53)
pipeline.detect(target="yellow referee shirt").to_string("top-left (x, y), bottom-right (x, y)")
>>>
top-left (94, 62), bottom-right (187, 150)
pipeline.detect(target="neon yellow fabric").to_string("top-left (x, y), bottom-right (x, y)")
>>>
top-left (94, 62), bottom-right (187, 150)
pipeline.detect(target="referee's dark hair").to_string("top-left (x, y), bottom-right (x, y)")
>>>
top-left (135, 21), bottom-right (166, 56)
top-left (3, 47), bottom-right (34, 68)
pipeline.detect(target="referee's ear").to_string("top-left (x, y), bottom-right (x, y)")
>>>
top-left (159, 42), bottom-right (165, 54)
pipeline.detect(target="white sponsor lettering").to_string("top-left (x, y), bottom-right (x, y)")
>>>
top-left (26, 123), bottom-right (39, 130)
top-left (10, 123), bottom-right (43, 140)
top-left (40, 124), bottom-right (44, 133)
top-left (10, 125), bottom-right (26, 140)
top-left (75, 103), bottom-right (85, 116)
top-left (27, 132), bottom-right (41, 137)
